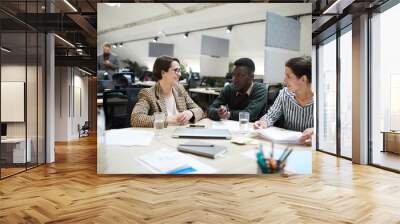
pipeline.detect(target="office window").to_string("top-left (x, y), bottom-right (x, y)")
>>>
top-left (339, 27), bottom-right (352, 158)
top-left (371, 3), bottom-right (400, 171)
top-left (0, 1), bottom-right (46, 179)
top-left (317, 36), bottom-right (337, 154)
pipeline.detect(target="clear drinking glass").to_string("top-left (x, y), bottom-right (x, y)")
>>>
top-left (239, 111), bottom-right (250, 133)
top-left (154, 112), bottom-right (165, 136)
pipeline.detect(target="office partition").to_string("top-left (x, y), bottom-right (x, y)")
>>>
top-left (0, 1), bottom-right (47, 179)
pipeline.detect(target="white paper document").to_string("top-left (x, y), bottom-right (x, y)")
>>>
top-left (212, 120), bottom-right (240, 131)
top-left (105, 129), bottom-right (154, 146)
top-left (255, 127), bottom-right (303, 144)
top-left (137, 149), bottom-right (217, 174)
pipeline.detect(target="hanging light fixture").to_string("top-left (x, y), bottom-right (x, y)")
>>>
top-left (183, 32), bottom-right (189, 38)
top-left (152, 37), bottom-right (158, 43)
top-left (1, 47), bottom-right (11, 53)
top-left (226, 25), bottom-right (233, 33)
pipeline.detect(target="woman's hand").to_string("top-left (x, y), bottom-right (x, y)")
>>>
top-left (176, 110), bottom-right (193, 125)
top-left (300, 128), bottom-right (314, 145)
top-left (253, 119), bottom-right (267, 129)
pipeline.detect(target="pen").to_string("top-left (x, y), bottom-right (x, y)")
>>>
top-left (280, 149), bottom-right (293, 164)
top-left (271, 142), bottom-right (274, 159)
top-left (278, 146), bottom-right (290, 161)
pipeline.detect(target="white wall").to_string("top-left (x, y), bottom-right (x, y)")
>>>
top-left (54, 67), bottom-right (89, 141)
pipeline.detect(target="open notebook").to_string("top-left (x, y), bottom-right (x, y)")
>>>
top-left (254, 127), bottom-right (303, 144)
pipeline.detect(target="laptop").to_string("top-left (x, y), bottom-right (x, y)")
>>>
top-left (172, 128), bottom-right (231, 139)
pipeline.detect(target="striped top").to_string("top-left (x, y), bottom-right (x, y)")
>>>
top-left (261, 87), bottom-right (313, 132)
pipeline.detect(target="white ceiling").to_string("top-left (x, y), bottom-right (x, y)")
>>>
top-left (97, 3), bottom-right (312, 76)
top-left (98, 3), bottom-right (311, 44)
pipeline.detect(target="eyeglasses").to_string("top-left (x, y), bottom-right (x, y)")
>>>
top-left (171, 68), bottom-right (181, 73)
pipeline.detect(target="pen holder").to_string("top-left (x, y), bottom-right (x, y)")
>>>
top-left (256, 151), bottom-right (286, 174)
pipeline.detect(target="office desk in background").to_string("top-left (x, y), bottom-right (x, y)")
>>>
top-left (381, 131), bottom-right (400, 154)
top-left (189, 87), bottom-right (221, 96)
top-left (97, 119), bottom-right (312, 174)
top-left (1, 138), bottom-right (32, 164)
top-left (134, 81), bottom-right (156, 87)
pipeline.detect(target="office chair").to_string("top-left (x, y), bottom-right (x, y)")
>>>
top-left (78, 121), bottom-right (90, 138)
top-left (188, 73), bottom-right (201, 89)
top-left (126, 87), bottom-right (143, 116)
top-left (263, 83), bottom-right (284, 128)
top-left (112, 73), bottom-right (129, 89)
top-left (103, 90), bottom-right (130, 130)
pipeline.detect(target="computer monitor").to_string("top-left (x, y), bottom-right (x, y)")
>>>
top-left (1, 123), bottom-right (7, 138)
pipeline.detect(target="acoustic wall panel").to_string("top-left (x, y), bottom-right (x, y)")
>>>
top-left (265, 11), bottom-right (300, 51)
top-left (200, 55), bottom-right (229, 77)
top-left (1, 81), bottom-right (25, 122)
top-left (264, 47), bottom-right (300, 83)
top-left (149, 42), bottom-right (174, 57)
top-left (201, 35), bottom-right (229, 57)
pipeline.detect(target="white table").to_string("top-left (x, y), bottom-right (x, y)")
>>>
top-left (1, 138), bottom-right (32, 163)
top-left (97, 119), bottom-right (311, 174)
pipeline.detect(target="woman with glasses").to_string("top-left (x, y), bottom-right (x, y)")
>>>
top-left (254, 56), bottom-right (314, 145)
top-left (131, 55), bottom-right (203, 127)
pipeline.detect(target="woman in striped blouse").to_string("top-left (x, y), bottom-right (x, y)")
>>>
top-left (254, 56), bottom-right (314, 145)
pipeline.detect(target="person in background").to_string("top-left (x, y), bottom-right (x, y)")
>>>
top-left (208, 58), bottom-right (267, 122)
top-left (254, 56), bottom-right (314, 145)
top-left (97, 42), bottom-right (119, 79)
top-left (131, 55), bottom-right (203, 127)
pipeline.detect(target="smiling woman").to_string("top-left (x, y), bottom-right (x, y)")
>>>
top-left (254, 56), bottom-right (314, 144)
top-left (130, 55), bottom-right (204, 128)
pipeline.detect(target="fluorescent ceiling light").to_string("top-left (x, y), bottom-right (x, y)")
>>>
top-left (78, 67), bottom-right (92, 76)
top-left (1, 47), bottom-right (11, 53)
top-left (105, 3), bottom-right (121, 7)
top-left (54, 34), bottom-right (75, 48)
top-left (323, 0), bottom-right (348, 14)
top-left (63, 0), bottom-right (78, 12)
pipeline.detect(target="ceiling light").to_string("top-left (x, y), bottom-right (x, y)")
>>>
top-left (1, 47), bottom-right (11, 53)
top-left (119, 43), bottom-right (123, 47)
top-left (226, 25), bottom-right (233, 33)
top-left (105, 3), bottom-right (121, 7)
top-left (78, 67), bottom-right (92, 76)
top-left (184, 32), bottom-right (189, 38)
top-left (63, 0), bottom-right (78, 12)
top-left (323, 0), bottom-right (345, 15)
top-left (76, 48), bottom-right (83, 52)
top-left (54, 34), bottom-right (75, 48)
top-left (112, 44), bottom-right (117, 48)
top-left (152, 37), bottom-right (158, 43)
top-left (157, 30), bottom-right (166, 38)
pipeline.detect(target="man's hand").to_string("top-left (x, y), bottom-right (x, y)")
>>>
top-left (300, 128), bottom-right (314, 145)
top-left (253, 119), bottom-right (267, 129)
top-left (217, 106), bottom-right (230, 120)
top-left (176, 110), bottom-right (193, 125)
top-left (104, 60), bottom-right (111, 65)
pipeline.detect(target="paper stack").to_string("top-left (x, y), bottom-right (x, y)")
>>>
top-left (255, 127), bottom-right (303, 144)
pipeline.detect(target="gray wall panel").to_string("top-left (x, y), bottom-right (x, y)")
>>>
top-left (148, 42), bottom-right (174, 57)
top-left (265, 12), bottom-right (300, 51)
top-left (201, 35), bottom-right (229, 57)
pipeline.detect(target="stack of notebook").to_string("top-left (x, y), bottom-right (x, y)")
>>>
top-left (177, 142), bottom-right (227, 159)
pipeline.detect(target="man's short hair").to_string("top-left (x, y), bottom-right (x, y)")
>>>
top-left (234, 58), bottom-right (255, 74)
top-left (103, 42), bottom-right (111, 48)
